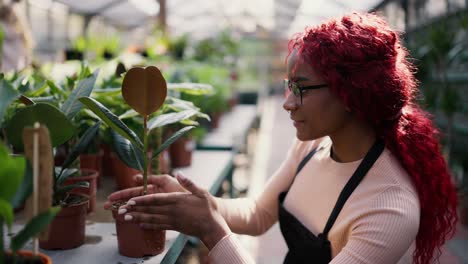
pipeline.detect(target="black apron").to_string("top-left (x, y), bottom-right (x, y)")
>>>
top-left (278, 140), bottom-right (385, 264)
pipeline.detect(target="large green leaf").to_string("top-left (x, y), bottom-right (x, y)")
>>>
top-left (167, 82), bottom-right (214, 95)
top-left (61, 70), bottom-right (99, 120)
top-left (148, 109), bottom-right (198, 131)
top-left (0, 79), bottom-right (20, 123)
top-left (0, 198), bottom-right (13, 227)
top-left (152, 126), bottom-right (194, 159)
top-left (60, 121), bottom-right (101, 174)
top-left (79, 97), bottom-right (143, 149)
top-left (0, 145), bottom-right (26, 202)
top-left (111, 130), bottom-right (144, 171)
top-left (10, 206), bottom-right (61, 252)
top-left (5, 103), bottom-right (75, 151)
top-left (9, 161), bottom-right (32, 209)
top-left (55, 168), bottom-right (78, 187)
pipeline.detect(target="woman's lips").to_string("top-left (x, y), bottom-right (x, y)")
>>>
top-left (293, 120), bottom-right (304, 127)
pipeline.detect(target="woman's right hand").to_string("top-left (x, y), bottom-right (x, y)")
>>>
top-left (103, 174), bottom-right (187, 210)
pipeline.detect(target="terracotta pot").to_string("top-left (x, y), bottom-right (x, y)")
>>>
top-left (227, 96), bottom-right (238, 111)
top-left (39, 194), bottom-right (88, 250)
top-left (100, 143), bottom-right (114, 178)
top-left (64, 169), bottom-right (98, 213)
top-left (112, 209), bottom-right (166, 257)
top-left (169, 137), bottom-right (195, 167)
top-left (4, 250), bottom-right (52, 264)
top-left (159, 150), bottom-right (171, 174)
top-left (80, 151), bottom-right (103, 187)
top-left (210, 112), bottom-right (222, 129)
top-left (109, 153), bottom-right (141, 190)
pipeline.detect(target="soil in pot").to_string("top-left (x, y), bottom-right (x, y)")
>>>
top-left (39, 194), bottom-right (89, 250)
top-left (4, 250), bottom-right (51, 264)
top-left (64, 169), bottom-right (98, 213)
top-left (111, 201), bottom-right (166, 257)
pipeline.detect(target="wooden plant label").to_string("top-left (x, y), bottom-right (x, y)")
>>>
top-left (22, 124), bottom-right (53, 240)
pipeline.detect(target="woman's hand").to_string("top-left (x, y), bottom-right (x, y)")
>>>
top-left (119, 172), bottom-right (231, 250)
top-left (103, 174), bottom-right (187, 210)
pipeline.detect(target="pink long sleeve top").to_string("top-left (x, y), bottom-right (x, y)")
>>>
top-left (209, 137), bottom-right (420, 264)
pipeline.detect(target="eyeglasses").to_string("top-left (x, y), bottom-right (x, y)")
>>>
top-left (284, 79), bottom-right (328, 104)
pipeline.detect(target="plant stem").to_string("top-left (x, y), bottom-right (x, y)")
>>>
top-left (143, 116), bottom-right (149, 195)
top-left (154, 127), bottom-right (162, 175)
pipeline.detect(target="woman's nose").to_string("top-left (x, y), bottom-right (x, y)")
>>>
top-left (283, 93), bottom-right (299, 112)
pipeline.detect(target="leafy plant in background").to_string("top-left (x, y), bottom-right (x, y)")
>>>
top-left (412, 18), bottom-right (467, 162)
top-left (0, 142), bottom-right (60, 262)
top-left (167, 34), bottom-right (189, 61)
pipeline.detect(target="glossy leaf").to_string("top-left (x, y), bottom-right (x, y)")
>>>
top-left (0, 144), bottom-right (26, 202)
top-left (118, 109), bottom-right (139, 120)
top-left (79, 97), bottom-right (143, 149)
top-left (60, 121), bottom-right (101, 174)
top-left (122, 66), bottom-right (167, 116)
top-left (111, 130), bottom-right (144, 171)
top-left (92, 88), bottom-right (120, 96)
top-left (0, 198), bottom-right (13, 227)
top-left (61, 69), bottom-right (99, 120)
top-left (152, 126), bottom-right (194, 159)
top-left (56, 168), bottom-right (78, 187)
top-left (167, 82), bottom-right (213, 95)
top-left (0, 79), bottom-right (20, 123)
top-left (5, 103), bottom-right (75, 151)
top-left (9, 161), bottom-right (32, 209)
top-left (10, 206), bottom-right (61, 252)
top-left (148, 109), bottom-right (198, 131)
top-left (18, 95), bottom-right (34, 105)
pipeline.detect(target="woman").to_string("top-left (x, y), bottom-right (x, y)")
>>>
top-left (105, 12), bottom-right (458, 264)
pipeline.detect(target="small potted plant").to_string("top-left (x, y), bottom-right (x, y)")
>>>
top-left (38, 122), bottom-right (100, 249)
top-left (79, 65), bottom-right (196, 257)
top-left (0, 141), bottom-right (59, 263)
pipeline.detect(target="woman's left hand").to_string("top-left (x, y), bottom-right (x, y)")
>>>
top-left (119, 172), bottom-right (231, 250)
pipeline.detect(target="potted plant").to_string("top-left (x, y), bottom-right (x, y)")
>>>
top-left (79, 65), bottom-right (197, 257)
top-left (3, 68), bottom-right (100, 215)
top-left (38, 122), bottom-right (100, 249)
top-left (0, 141), bottom-right (59, 263)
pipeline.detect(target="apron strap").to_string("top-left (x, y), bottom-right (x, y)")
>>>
top-left (322, 140), bottom-right (385, 237)
top-left (295, 146), bottom-right (321, 176)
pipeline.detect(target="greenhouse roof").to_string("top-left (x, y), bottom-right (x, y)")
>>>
top-left (54, 0), bottom-right (383, 38)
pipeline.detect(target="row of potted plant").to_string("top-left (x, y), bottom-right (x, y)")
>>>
top-left (0, 58), bottom-right (219, 261)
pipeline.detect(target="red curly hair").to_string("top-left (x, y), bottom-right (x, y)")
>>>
top-left (288, 12), bottom-right (458, 264)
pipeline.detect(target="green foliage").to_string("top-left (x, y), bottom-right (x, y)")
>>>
top-left (5, 103), bottom-right (75, 151)
top-left (0, 142), bottom-right (59, 255)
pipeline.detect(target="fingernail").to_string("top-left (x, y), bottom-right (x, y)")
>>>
top-left (176, 171), bottom-right (186, 180)
top-left (124, 214), bottom-right (133, 221)
top-left (127, 200), bottom-right (136, 206)
top-left (118, 208), bottom-right (127, 215)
